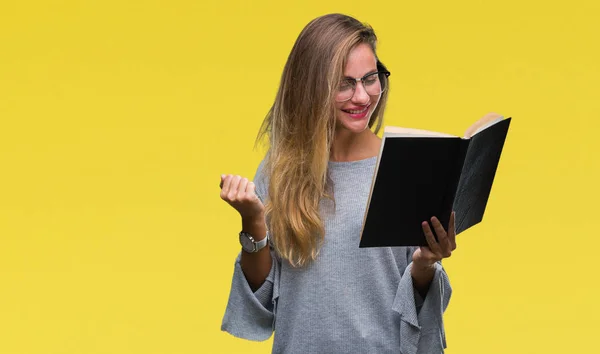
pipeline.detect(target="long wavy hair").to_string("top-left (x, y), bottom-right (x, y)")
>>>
top-left (257, 13), bottom-right (390, 267)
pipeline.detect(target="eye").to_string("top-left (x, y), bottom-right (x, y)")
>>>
top-left (363, 73), bottom-right (379, 86)
top-left (339, 79), bottom-right (354, 91)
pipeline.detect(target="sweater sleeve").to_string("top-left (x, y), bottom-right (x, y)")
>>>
top-left (221, 250), bottom-right (281, 340)
top-left (392, 248), bottom-right (452, 354)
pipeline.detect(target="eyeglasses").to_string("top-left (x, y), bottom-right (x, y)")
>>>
top-left (335, 70), bottom-right (391, 102)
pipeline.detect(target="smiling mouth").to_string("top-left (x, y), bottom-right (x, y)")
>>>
top-left (342, 105), bottom-right (370, 114)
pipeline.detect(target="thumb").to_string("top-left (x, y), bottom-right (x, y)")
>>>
top-left (419, 246), bottom-right (435, 258)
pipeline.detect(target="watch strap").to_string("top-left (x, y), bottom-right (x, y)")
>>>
top-left (240, 230), bottom-right (270, 253)
top-left (253, 231), bottom-right (269, 251)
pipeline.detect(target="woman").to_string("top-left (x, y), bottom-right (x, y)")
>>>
top-left (219, 13), bottom-right (455, 354)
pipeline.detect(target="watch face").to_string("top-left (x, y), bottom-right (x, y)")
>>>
top-left (240, 233), bottom-right (255, 252)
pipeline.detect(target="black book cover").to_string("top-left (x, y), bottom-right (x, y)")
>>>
top-left (359, 117), bottom-right (511, 248)
top-left (453, 118), bottom-right (512, 234)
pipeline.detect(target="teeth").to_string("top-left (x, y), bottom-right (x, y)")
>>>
top-left (347, 107), bottom-right (368, 114)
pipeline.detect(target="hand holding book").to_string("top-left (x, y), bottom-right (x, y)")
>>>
top-left (418, 212), bottom-right (457, 261)
top-left (411, 212), bottom-right (457, 297)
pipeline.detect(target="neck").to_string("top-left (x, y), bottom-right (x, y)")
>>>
top-left (330, 127), bottom-right (381, 162)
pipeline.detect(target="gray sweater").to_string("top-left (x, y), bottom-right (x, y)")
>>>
top-left (222, 157), bottom-right (452, 354)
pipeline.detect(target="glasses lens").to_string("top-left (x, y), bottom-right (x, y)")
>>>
top-left (335, 79), bottom-right (355, 102)
top-left (364, 72), bottom-right (386, 96)
top-left (335, 72), bottom-right (388, 102)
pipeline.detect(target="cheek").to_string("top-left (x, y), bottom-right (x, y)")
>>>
top-left (334, 109), bottom-right (344, 125)
top-left (333, 102), bottom-right (345, 122)
top-left (371, 94), bottom-right (382, 108)
top-left (367, 95), bottom-right (381, 115)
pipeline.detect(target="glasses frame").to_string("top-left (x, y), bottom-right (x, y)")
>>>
top-left (335, 70), bottom-right (391, 103)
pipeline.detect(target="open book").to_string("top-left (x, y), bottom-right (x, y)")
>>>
top-left (359, 113), bottom-right (512, 247)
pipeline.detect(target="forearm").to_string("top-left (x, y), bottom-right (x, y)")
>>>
top-left (411, 263), bottom-right (436, 299)
top-left (240, 214), bottom-right (272, 292)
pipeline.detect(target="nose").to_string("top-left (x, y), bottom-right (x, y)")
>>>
top-left (351, 81), bottom-right (370, 104)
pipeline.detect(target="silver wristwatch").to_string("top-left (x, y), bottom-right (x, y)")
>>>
top-left (239, 230), bottom-right (269, 253)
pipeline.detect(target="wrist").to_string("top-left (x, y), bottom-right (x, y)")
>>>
top-left (411, 260), bottom-right (436, 273)
top-left (241, 213), bottom-right (267, 240)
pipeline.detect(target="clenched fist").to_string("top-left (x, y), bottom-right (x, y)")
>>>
top-left (220, 174), bottom-right (265, 220)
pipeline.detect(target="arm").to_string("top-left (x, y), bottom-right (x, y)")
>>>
top-left (240, 213), bottom-right (272, 291)
top-left (411, 262), bottom-right (436, 299)
top-left (221, 174), bottom-right (272, 291)
top-left (220, 168), bottom-right (280, 341)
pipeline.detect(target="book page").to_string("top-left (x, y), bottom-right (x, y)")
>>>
top-left (464, 113), bottom-right (504, 138)
top-left (384, 126), bottom-right (456, 137)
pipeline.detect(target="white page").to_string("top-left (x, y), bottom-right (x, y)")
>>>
top-left (383, 126), bottom-right (457, 138)
top-left (464, 114), bottom-right (505, 138)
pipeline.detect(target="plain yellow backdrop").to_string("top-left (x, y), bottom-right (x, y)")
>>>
top-left (1, 0), bottom-right (598, 353)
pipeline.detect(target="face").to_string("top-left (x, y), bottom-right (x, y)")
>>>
top-left (334, 43), bottom-right (381, 134)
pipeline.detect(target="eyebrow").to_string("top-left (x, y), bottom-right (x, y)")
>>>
top-left (343, 69), bottom-right (378, 80)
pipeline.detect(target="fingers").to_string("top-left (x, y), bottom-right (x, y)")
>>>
top-left (421, 221), bottom-right (443, 258)
top-left (246, 180), bottom-right (255, 194)
top-left (430, 216), bottom-right (452, 258)
top-left (220, 174), bottom-right (257, 204)
top-left (422, 214), bottom-right (456, 262)
top-left (449, 211), bottom-right (457, 251)
top-left (228, 175), bottom-right (242, 200)
top-left (220, 174), bottom-right (233, 200)
top-left (237, 177), bottom-right (249, 200)
top-left (222, 175), bottom-right (242, 201)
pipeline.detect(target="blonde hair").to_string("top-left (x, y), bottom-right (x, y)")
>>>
top-left (257, 14), bottom-right (390, 267)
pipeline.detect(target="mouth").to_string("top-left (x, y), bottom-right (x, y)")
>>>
top-left (342, 104), bottom-right (371, 119)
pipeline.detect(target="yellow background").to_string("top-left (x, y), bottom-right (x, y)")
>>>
top-left (1, 0), bottom-right (598, 353)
